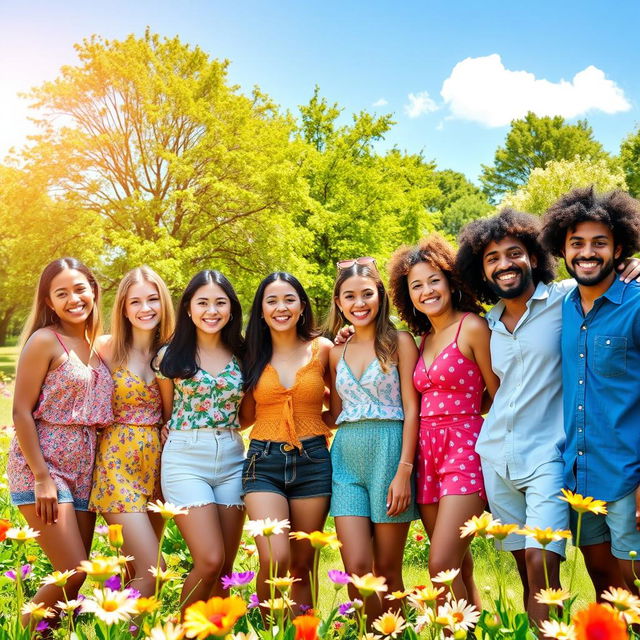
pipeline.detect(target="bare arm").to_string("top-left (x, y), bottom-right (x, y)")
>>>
top-left (317, 338), bottom-right (337, 429)
top-left (464, 315), bottom-right (500, 414)
top-left (12, 330), bottom-right (62, 524)
top-left (239, 390), bottom-right (256, 429)
top-left (328, 344), bottom-right (344, 427)
top-left (95, 334), bottom-right (114, 372)
top-left (387, 331), bottom-right (420, 517)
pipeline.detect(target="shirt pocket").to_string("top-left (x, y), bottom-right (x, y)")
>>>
top-left (594, 335), bottom-right (627, 378)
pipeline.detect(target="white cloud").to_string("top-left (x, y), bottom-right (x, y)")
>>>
top-left (372, 98), bottom-right (388, 107)
top-left (404, 91), bottom-right (439, 118)
top-left (440, 54), bottom-right (631, 127)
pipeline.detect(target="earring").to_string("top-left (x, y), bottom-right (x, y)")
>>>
top-left (298, 314), bottom-right (306, 326)
top-left (229, 314), bottom-right (233, 321)
top-left (412, 307), bottom-right (418, 316)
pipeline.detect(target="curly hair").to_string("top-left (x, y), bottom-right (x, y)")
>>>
top-left (387, 233), bottom-right (483, 336)
top-left (540, 187), bottom-right (640, 260)
top-left (456, 208), bottom-right (556, 305)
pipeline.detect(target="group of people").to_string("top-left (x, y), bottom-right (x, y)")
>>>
top-left (7, 185), bottom-right (640, 627)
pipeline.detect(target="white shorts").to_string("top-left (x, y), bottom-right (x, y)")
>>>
top-left (161, 428), bottom-right (245, 508)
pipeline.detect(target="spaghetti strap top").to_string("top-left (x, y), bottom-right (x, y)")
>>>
top-left (33, 331), bottom-right (114, 427)
top-left (250, 339), bottom-right (331, 449)
top-left (412, 314), bottom-right (484, 423)
top-left (335, 338), bottom-right (404, 424)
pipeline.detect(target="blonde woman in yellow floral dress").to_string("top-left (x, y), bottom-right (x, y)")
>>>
top-left (90, 266), bottom-right (174, 596)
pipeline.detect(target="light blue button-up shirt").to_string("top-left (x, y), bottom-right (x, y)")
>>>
top-left (562, 278), bottom-right (640, 502)
top-left (476, 280), bottom-right (573, 480)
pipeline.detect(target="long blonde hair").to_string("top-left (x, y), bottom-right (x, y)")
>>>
top-left (327, 263), bottom-right (398, 372)
top-left (110, 266), bottom-right (174, 368)
top-left (20, 257), bottom-right (102, 349)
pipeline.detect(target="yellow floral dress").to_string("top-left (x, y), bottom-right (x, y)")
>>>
top-left (89, 368), bottom-right (162, 513)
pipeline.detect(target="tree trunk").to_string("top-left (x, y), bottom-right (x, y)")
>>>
top-left (0, 306), bottom-right (16, 346)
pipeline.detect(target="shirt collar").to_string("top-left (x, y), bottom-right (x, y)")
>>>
top-left (569, 275), bottom-right (625, 306)
top-left (486, 280), bottom-right (550, 326)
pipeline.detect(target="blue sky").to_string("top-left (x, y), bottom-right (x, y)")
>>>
top-left (2, 0), bottom-right (639, 183)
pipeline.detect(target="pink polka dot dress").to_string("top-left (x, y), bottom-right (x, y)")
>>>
top-left (412, 314), bottom-right (486, 504)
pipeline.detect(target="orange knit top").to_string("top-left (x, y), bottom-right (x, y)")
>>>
top-left (250, 339), bottom-right (332, 449)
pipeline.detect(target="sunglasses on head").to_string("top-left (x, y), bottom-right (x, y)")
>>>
top-left (336, 256), bottom-right (377, 271)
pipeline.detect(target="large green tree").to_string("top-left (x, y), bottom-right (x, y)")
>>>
top-left (620, 126), bottom-right (640, 199)
top-left (480, 112), bottom-right (607, 202)
top-left (23, 30), bottom-right (309, 295)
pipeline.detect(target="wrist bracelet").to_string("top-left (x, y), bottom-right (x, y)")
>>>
top-left (399, 461), bottom-right (414, 468)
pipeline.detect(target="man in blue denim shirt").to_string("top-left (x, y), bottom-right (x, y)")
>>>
top-left (541, 187), bottom-right (640, 592)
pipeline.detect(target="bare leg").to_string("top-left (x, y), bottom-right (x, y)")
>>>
top-left (288, 496), bottom-right (330, 612)
top-left (209, 504), bottom-right (245, 597)
top-left (524, 548), bottom-right (561, 624)
top-left (335, 516), bottom-right (381, 622)
top-left (244, 493), bottom-right (292, 605)
top-left (103, 512), bottom-right (161, 597)
top-left (18, 504), bottom-right (93, 625)
top-left (372, 522), bottom-right (410, 610)
top-left (512, 549), bottom-right (529, 610)
top-left (174, 504), bottom-right (228, 612)
top-left (580, 542), bottom-right (626, 597)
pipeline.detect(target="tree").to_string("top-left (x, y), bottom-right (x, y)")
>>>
top-left (22, 30), bottom-right (309, 293)
top-left (480, 112), bottom-right (607, 201)
top-left (502, 156), bottom-right (626, 215)
top-left (620, 127), bottom-right (640, 198)
top-left (295, 89), bottom-right (440, 309)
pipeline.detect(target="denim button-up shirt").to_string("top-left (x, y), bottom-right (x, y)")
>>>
top-left (477, 281), bottom-right (572, 480)
top-left (561, 278), bottom-right (640, 502)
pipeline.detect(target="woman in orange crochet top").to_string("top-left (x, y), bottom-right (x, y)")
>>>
top-left (240, 272), bottom-right (334, 612)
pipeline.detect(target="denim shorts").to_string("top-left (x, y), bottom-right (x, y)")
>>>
top-left (482, 459), bottom-right (569, 557)
top-left (571, 490), bottom-right (640, 560)
top-left (242, 436), bottom-right (332, 499)
top-left (161, 428), bottom-right (245, 508)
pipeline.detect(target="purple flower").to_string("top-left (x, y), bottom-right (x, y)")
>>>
top-left (95, 524), bottom-right (109, 535)
top-left (36, 621), bottom-right (49, 632)
top-left (104, 574), bottom-right (121, 590)
top-left (124, 587), bottom-right (141, 599)
top-left (129, 625), bottom-right (139, 633)
top-left (221, 571), bottom-right (255, 590)
top-left (248, 593), bottom-right (260, 609)
top-left (328, 570), bottom-right (350, 586)
top-left (299, 604), bottom-right (312, 614)
top-left (338, 601), bottom-right (354, 616)
top-left (4, 564), bottom-right (31, 581)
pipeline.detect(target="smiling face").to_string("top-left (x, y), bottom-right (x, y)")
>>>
top-left (563, 221), bottom-right (621, 287)
top-left (261, 279), bottom-right (304, 333)
top-left (407, 261), bottom-right (452, 319)
top-left (188, 282), bottom-right (231, 335)
top-left (336, 275), bottom-right (380, 327)
top-left (482, 236), bottom-right (536, 300)
top-left (46, 268), bottom-right (95, 325)
top-left (124, 280), bottom-right (161, 332)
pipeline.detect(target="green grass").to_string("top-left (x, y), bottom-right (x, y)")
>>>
top-left (0, 345), bottom-right (17, 427)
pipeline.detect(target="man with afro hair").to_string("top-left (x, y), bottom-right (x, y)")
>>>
top-left (541, 187), bottom-right (640, 594)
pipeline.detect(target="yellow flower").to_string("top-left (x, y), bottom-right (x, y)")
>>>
top-left (431, 568), bottom-right (460, 585)
top-left (108, 523), bottom-right (124, 548)
top-left (486, 522), bottom-right (519, 540)
top-left (145, 622), bottom-right (185, 640)
top-left (116, 554), bottom-right (135, 567)
top-left (148, 566), bottom-right (182, 582)
top-left (517, 526), bottom-right (572, 546)
top-left (559, 489), bottom-right (607, 515)
top-left (183, 595), bottom-right (246, 639)
top-left (372, 612), bottom-right (406, 638)
top-left (601, 587), bottom-right (640, 612)
top-left (385, 590), bottom-right (411, 601)
top-left (81, 588), bottom-right (138, 625)
top-left (259, 596), bottom-right (296, 610)
top-left (5, 526), bottom-right (40, 543)
top-left (350, 573), bottom-right (388, 597)
top-left (244, 518), bottom-right (290, 537)
top-left (459, 512), bottom-right (496, 538)
top-left (290, 530), bottom-right (342, 550)
top-left (55, 599), bottom-right (83, 613)
top-left (408, 585), bottom-right (444, 609)
top-left (147, 500), bottom-right (189, 520)
top-left (361, 634), bottom-right (382, 640)
top-left (135, 596), bottom-right (161, 614)
top-left (77, 556), bottom-right (121, 582)
top-left (41, 569), bottom-right (77, 587)
top-left (535, 588), bottom-right (572, 606)
top-left (265, 574), bottom-right (301, 593)
top-left (21, 602), bottom-right (54, 621)
top-left (539, 620), bottom-right (576, 640)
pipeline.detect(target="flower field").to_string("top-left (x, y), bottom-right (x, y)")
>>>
top-left (0, 349), bottom-right (636, 639)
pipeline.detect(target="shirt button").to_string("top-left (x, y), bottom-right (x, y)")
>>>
top-left (578, 379), bottom-right (583, 384)
top-left (605, 339), bottom-right (611, 345)
top-left (578, 405), bottom-right (583, 411)
top-left (579, 353), bottom-right (584, 358)
top-left (581, 325), bottom-right (587, 330)
top-left (509, 402), bottom-right (514, 407)
top-left (578, 451), bottom-right (584, 455)
top-left (578, 428), bottom-right (583, 433)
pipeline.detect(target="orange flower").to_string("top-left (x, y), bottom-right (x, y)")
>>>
top-left (183, 595), bottom-right (246, 639)
top-left (573, 602), bottom-right (627, 640)
top-left (292, 615), bottom-right (321, 640)
top-left (0, 519), bottom-right (11, 542)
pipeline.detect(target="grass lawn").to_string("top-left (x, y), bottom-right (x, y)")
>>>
top-left (0, 345), bottom-right (17, 427)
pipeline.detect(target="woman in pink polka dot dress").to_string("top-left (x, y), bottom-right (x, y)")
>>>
top-left (388, 234), bottom-right (499, 606)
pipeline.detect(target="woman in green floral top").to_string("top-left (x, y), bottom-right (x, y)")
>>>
top-left (156, 270), bottom-right (245, 614)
